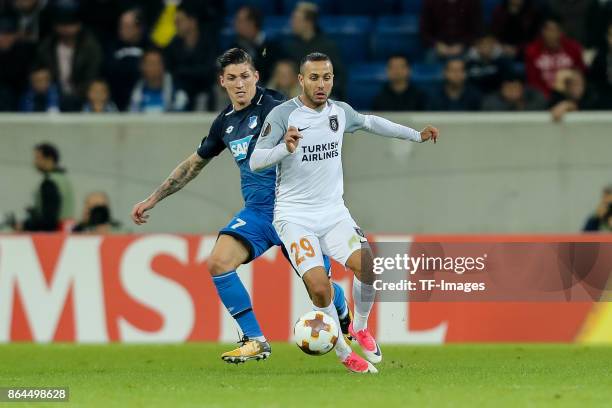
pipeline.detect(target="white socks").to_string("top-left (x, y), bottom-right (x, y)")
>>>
top-left (313, 302), bottom-right (351, 361)
top-left (352, 278), bottom-right (375, 332)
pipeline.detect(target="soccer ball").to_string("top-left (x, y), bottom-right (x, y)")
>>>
top-left (293, 311), bottom-right (339, 355)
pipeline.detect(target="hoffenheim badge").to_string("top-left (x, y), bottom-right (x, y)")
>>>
top-left (248, 116), bottom-right (258, 129)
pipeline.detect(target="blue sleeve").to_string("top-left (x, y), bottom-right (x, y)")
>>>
top-left (196, 115), bottom-right (225, 159)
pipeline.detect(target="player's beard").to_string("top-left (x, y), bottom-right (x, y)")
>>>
top-left (305, 88), bottom-right (328, 109)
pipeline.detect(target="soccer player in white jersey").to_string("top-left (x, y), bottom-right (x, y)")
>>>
top-left (249, 52), bottom-right (439, 373)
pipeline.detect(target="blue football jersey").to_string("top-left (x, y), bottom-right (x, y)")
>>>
top-left (196, 87), bottom-right (285, 216)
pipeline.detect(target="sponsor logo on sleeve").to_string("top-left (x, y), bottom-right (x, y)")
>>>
top-left (262, 122), bottom-right (271, 137)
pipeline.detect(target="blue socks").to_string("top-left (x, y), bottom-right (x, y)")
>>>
top-left (332, 281), bottom-right (349, 319)
top-left (212, 270), bottom-right (347, 341)
top-left (212, 271), bottom-right (265, 342)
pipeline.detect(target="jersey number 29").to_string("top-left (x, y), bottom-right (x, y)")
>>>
top-left (290, 238), bottom-right (315, 266)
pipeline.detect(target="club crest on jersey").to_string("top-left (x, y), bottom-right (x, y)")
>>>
top-left (329, 115), bottom-right (339, 132)
top-left (248, 115), bottom-right (258, 129)
top-left (225, 126), bottom-right (234, 134)
top-left (229, 134), bottom-right (254, 161)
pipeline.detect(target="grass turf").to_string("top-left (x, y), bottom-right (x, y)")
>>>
top-left (0, 343), bottom-right (610, 408)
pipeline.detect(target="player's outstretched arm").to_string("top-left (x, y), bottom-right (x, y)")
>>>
top-left (363, 115), bottom-right (439, 143)
top-left (131, 153), bottom-right (209, 225)
top-left (338, 101), bottom-right (439, 143)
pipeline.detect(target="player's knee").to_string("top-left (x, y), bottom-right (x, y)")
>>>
top-left (308, 280), bottom-right (332, 307)
top-left (207, 253), bottom-right (237, 276)
top-left (347, 250), bottom-right (374, 284)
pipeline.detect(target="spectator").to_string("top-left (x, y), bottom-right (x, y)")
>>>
top-left (13, 0), bottom-right (51, 43)
top-left (544, 0), bottom-right (593, 45)
top-left (267, 59), bottom-right (300, 98)
top-left (372, 55), bottom-right (425, 111)
top-left (148, 0), bottom-right (180, 48)
top-left (232, 6), bottom-right (285, 83)
top-left (466, 34), bottom-right (512, 94)
top-left (427, 59), bottom-right (482, 111)
top-left (18, 143), bottom-right (75, 232)
top-left (36, 5), bottom-right (103, 110)
top-left (549, 70), bottom-right (601, 121)
top-left (147, 0), bottom-right (223, 49)
top-left (491, 0), bottom-right (543, 59)
top-left (589, 22), bottom-right (612, 108)
top-left (82, 79), bottom-right (117, 112)
top-left (585, 0), bottom-right (612, 48)
top-left (420, 0), bottom-right (483, 61)
top-left (0, 13), bottom-right (35, 111)
top-left (129, 48), bottom-right (188, 113)
top-left (72, 191), bottom-right (122, 233)
top-left (583, 184), bottom-right (612, 232)
top-left (164, 2), bottom-right (216, 111)
top-left (79, 0), bottom-right (122, 50)
top-left (284, 1), bottom-right (346, 98)
top-left (105, 8), bottom-right (149, 111)
top-left (20, 65), bottom-right (60, 112)
top-left (525, 16), bottom-right (586, 98)
top-left (482, 72), bottom-right (548, 110)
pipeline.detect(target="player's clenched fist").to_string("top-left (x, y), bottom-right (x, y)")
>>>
top-left (131, 199), bottom-right (154, 225)
top-left (420, 125), bottom-right (439, 143)
top-left (284, 126), bottom-right (303, 153)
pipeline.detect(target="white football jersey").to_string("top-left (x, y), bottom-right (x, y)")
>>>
top-left (254, 97), bottom-right (365, 229)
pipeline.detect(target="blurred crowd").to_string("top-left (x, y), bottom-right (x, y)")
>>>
top-left (3, 141), bottom-right (609, 234)
top-left (1, 142), bottom-right (123, 234)
top-left (0, 0), bottom-right (610, 118)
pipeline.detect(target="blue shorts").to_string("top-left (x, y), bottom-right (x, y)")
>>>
top-left (219, 207), bottom-right (331, 274)
top-left (219, 207), bottom-right (280, 262)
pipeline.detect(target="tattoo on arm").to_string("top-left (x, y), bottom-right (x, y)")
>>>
top-left (148, 153), bottom-right (208, 204)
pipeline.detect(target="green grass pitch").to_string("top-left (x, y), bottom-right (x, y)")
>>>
top-left (0, 343), bottom-right (611, 407)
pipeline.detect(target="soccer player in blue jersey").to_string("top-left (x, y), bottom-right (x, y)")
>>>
top-left (130, 48), bottom-right (351, 363)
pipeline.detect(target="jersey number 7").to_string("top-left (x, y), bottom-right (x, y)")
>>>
top-left (230, 218), bottom-right (246, 229)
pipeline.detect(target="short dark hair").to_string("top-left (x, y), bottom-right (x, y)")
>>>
top-left (299, 52), bottom-right (331, 73)
top-left (501, 68), bottom-right (524, 83)
top-left (296, 2), bottom-right (319, 26)
top-left (142, 47), bottom-right (164, 61)
top-left (177, 1), bottom-right (201, 21)
top-left (240, 6), bottom-right (263, 30)
top-left (35, 143), bottom-right (60, 164)
top-left (88, 78), bottom-right (110, 90)
top-left (216, 48), bottom-right (255, 73)
top-left (541, 14), bottom-right (562, 29)
top-left (445, 58), bottom-right (465, 70)
top-left (121, 8), bottom-right (143, 27)
top-left (388, 54), bottom-right (410, 65)
top-left (276, 59), bottom-right (298, 73)
top-left (30, 62), bottom-right (50, 75)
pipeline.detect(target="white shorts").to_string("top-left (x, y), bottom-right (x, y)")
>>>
top-left (274, 216), bottom-right (368, 277)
